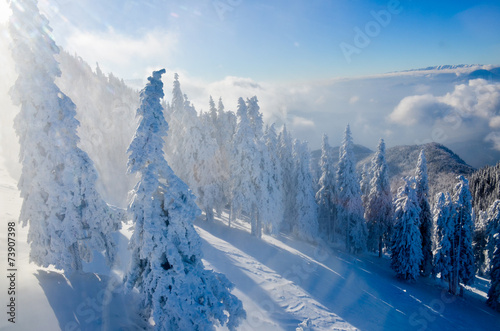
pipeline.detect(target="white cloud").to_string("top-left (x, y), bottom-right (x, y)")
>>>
top-left (388, 94), bottom-right (448, 126)
top-left (65, 29), bottom-right (178, 80)
top-left (389, 79), bottom-right (500, 127)
top-left (349, 96), bottom-right (359, 104)
top-left (291, 116), bottom-right (315, 129)
top-left (486, 132), bottom-right (500, 151)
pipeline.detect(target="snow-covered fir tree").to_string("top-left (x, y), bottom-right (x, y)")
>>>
top-left (9, 0), bottom-right (121, 274)
top-left (435, 177), bottom-right (475, 295)
top-left (450, 175), bottom-right (475, 294)
top-left (125, 69), bottom-right (245, 330)
top-left (279, 125), bottom-right (297, 233)
top-left (473, 209), bottom-right (489, 276)
top-left (164, 75), bottom-right (223, 222)
top-left (487, 231), bottom-right (500, 311)
top-left (261, 124), bottom-right (284, 235)
top-left (293, 140), bottom-right (319, 242)
top-left (208, 95), bottom-right (218, 126)
top-left (336, 125), bottom-right (367, 253)
top-left (316, 134), bottom-right (337, 241)
top-left (246, 96), bottom-right (264, 140)
top-left (390, 178), bottom-right (423, 281)
top-left (197, 109), bottom-right (225, 222)
top-left (415, 150), bottom-right (433, 276)
top-left (164, 73), bottom-right (198, 190)
top-left (229, 97), bottom-right (260, 236)
top-left (214, 97), bottom-right (236, 210)
top-left (365, 139), bottom-right (392, 257)
top-left (360, 163), bottom-right (371, 204)
top-left (486, 200), bottom-right (500, 273)
top-left (246, 96), bottom-right (265, 238)
top-left (433, 192), bottom-right (454, 285)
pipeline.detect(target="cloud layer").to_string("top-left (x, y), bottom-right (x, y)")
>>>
top-left (389, 79), bottom-right (500, 151)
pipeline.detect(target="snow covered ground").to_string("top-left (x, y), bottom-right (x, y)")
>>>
top-left (1, 158), bottom-right (499, 330)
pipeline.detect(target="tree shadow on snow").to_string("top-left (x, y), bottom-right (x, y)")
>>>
top-left (198, 234), bottom-right (303, 330)
top-left (196, 218), bottom-right (500, 331)
top-left (35, 270), bottom-right (147, 331)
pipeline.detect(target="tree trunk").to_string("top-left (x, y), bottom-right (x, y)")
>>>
top-left (378, 235), bottom-right (383, 258)
top-left (69, 242), bottom-right (82, 273)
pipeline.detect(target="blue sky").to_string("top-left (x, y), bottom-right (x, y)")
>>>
top-left (22, 0), bottom-right (499, 83)
top-left (2, 0), bottom-right (500, 166)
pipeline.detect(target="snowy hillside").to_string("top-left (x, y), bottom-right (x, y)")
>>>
top-left (1, 158), bottom-right (500, 330)
top-left (371, 142), bottom-right (475, 199)
top-left (312, 142), bottom-right (475, 200)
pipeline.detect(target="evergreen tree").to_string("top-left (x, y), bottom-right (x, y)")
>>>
top-left (197, 110), bottom-right (224, 222)
top-left (208, 95), bottom-right (218, 126)
top-left (125, 69), bottom-right (245, 330)
top-left (246, 96), bottom-right (265, 238)
top-left (293, 140), bottom-right (319, 242)
top-left (435, 177), bottom-right (475, 295)
top-left (415, 150), bottom-right (433, 276)
top-left (278, 125), bottom-right (297, 233)
top-left (214, 97), bottom-right (236, 210)
top-left (450, 175), bottom-right (475, 294)
top-left (316, 134), bottom-right (336, 241)
top-left (9, 0), bottom-right (121, 273)
top-left (336, 125), bottom-right (367, 253)
top-left (486, 200), bottom-right (500, 273)
top-left (229, 98), bottom-right (260, 237)
top-left (165, 75), bottom-right (224, 222)
top-left (360, 163), bottom-right (371, 204)
top-left (469, 162), bottom-right (500, 212)
top-left (390, 178), bottom-right (423, 281)
top-left (246, 96), bottom-right (264, 140)
top-left (473, 209), bottom-right (488, 276)
top-left (487, 231), bottom-right (500, 311)
top-left (261, 124), bottom-right (284, 235)
top-left (365, 139), bottom-right (392, 257)
top-left (433, 192), bottom-right (454, 284)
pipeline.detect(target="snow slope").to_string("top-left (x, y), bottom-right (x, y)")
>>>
top-left (1, 157), bottom-right (500, 330)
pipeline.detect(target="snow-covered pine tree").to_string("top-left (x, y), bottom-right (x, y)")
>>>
top-left (125, 69), bottom-right (245, 330)
top-left (293, 140), bottom-right (319, 242)
top-left (9, 0), bottom-right (121, 274)
top-left (450, 175), bottom-right (475, 294)
top-left (279, 125), bottom-right (297, 233)
top-left (336, 125), bottom-right (367, 253)
top-left (246, 96), bottom-right (264, 140)
top-left (164, 73), bottom-right (198, 190)
top-left (214, 97), bottom-right (236, 210)
top-left (486, 200), bottom-right (500, 273)
top-left (487, 231), bottom-right (500, 311)
top-left (365, 139), bottom-right (392, 257)
top-left (360, 163), bottom-right (371, 204)
top-left (229, 97), bottom-right (260, 236)
top-left (261, 124), bottom-right (284, 235)
top-left (246, 96), bottom-right (265, 238)
top-left (197, 110), bottom-right (224, 222)
top-left (433, 192), bottom-right (454, 285)
top-left (316, 134), bottom-right (337, 241)
top-left (390, 177), bottom-right (423, 281)
top-left (473, 209), bottom-right (489, 276)
top-left (165, 75), bottom-right (224, 222)
top-left (208, 95), bottom-right (218, 126)
top-left (415, 149), bottom-right (433, 276)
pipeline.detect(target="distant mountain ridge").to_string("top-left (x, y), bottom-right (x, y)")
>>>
top-left (395, 64), bottom-right (482, 73)
top-left (312, 142), bottom-right (475, 200)
top-left (390, 64), bottom-right (500, 82)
